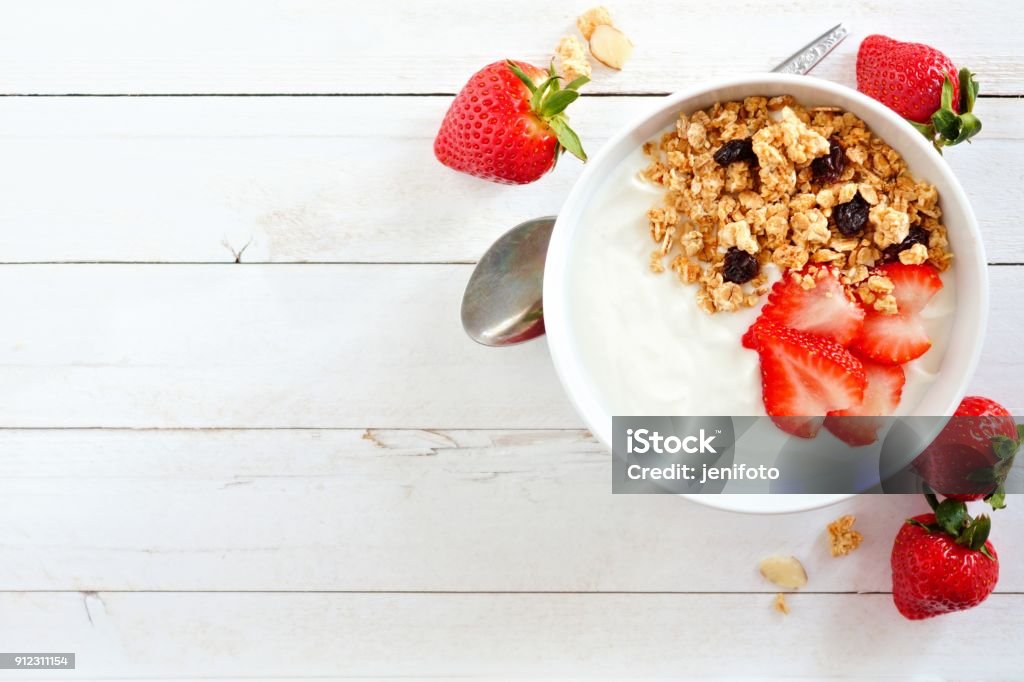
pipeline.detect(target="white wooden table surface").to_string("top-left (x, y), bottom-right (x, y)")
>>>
top-left (1, 1), bottom-right (1022, 679)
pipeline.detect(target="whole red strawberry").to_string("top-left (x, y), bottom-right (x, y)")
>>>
top-left (856, 35), bottom-right (981, 151)
top-left (857, 35), bottom-right (958, 123)
top-left (913, 396), bottom-right (1021, 508)
top-left (891, 497), bottom-right (999, 620)
top-left (434, 60), bottom-right (588, 184)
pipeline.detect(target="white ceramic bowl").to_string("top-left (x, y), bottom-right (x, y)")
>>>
top-left (544, 73), bottom-right (987, 514)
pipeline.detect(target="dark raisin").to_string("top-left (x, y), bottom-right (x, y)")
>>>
top-left (713, 138), bottom-right (755, 166)
top-left (833, 192), bottom-right (869, 236)
top-left (881, 226), bottom-right (931, 263)
top-left (811, 136), bottom-right (846, 184)
top-left (723, 247), bottom-right (759, 284)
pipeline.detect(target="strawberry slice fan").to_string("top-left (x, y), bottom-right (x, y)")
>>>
top-left (743, 264), bottom-right (942, 445)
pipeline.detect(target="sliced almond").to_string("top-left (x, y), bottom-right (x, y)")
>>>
top-left (588, 24), bottom-right (633, 70)
top-left (759, 555), bottom-right (808, 589)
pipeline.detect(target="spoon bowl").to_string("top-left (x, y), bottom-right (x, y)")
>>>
top-left (461, 216), bottom-right (556, 346)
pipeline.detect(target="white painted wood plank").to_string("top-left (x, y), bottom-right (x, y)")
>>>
top-left (0, 96), bottom-right (648, 264)
top-left (1, 0), bottom-right (1021, 95)
top-left (0, 264), bottom-right (578, 428)
top-left (1, 591), bottom-right (1021, 678)
top-left (1, 428), bottom-right (1023, 593)
top-left (0, 264), bottom-right (1019, 430)
top-left (1, 97), bottom-right (1020, 264)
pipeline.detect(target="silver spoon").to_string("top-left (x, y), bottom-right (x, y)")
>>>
top-left (461, 24), bottom-right (847, 347)
top-left (461, 216), bottom-right (555, 346)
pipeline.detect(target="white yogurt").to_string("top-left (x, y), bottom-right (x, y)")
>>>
top-left (566, 141), bottom-right (956, 417)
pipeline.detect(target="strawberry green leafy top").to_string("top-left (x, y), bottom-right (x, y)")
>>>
top-left (506, 60), bottom-right (588, 163)
top-left (910, 68), bottom-right (982, 152)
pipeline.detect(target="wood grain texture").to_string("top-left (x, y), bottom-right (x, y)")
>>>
top-left (0, 264), bottom-right (1019, 431)
top-left (1, 2), bottom-right (1022, 676)
top-left (1, 428), bottom-right (1022, 593)
top-left (1, 97), bottom-right (1020, 264)
top-left (0, 0), bottom-right (1020, 95)
top-left (0, 264), bottom-right (577, 428)
top-left (2, 591), bottom-right (1022, 678)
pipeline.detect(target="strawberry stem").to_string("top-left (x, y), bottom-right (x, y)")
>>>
top-left (935, 498), bottom-right (967, 535)
top-left (506, 60), bottom-right (538, 94)
top-left (987, 487), bottom-right (1007, 511)
top-left (959, 67), bottom-right (980, 113)
top-left (563, 75), bottom-right (590, 90)
top-left (959, 430), bottom-right (1022, 510)
top-left (957, 514), bottom-right (992, 553)
top-left (910, 68), bottom-right (983, 152)
top-left (548, 117), bottom-right (587, 161)
top-left (504, 60), bottom-right (588, 163)
top-left (540, 90), bottom-right (580, 117)
top-left (917, 493), bottom-right (997, 560)
top-left (981, 428), bottom-right (1023, 510)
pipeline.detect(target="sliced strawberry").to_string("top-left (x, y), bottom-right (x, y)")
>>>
top-left (848, 264), bottom-right (940, 364)
top-left (874, 262), bottom-right (943, 314)
top-left (749, 322), bottom-right (867, 438)
top-left (824, 361), bottom-right (906, 446)
top-left (823, 416), bottom-right (881, 447)
top-left (751, 268), bottom-right (865, 347)
top-left (834, 360), bottom-right (905, 416)
top-left (851, 312), bottom-right (931, 365)
top-left (741, 324), bottom-right (758, 350)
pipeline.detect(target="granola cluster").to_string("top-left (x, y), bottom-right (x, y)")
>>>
top-left (642, 96), bottom-right (953, 314)
top-left (554, 34), bottom-right (590, 82)
top-left (827, 514), bottom-right (864, 557)
top-left (554, 6), bottom-right (632, 80)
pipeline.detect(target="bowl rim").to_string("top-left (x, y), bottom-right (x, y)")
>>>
top-left (543, 73), bottom-right (988, 514)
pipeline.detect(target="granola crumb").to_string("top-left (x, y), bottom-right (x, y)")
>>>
top-left (873, 293), bottom-right (898, 315)
top-left (680, 230), bottom-right (703, 257)
top-left (866, 274), bottom-right (894, 294)
top-left (843, 264), bottom-right (870, 285)
top-left (899, 242), bottom-right (929, 265)
top-left (554, 35), bottom-right (591, 82)
top-left (576, 5), bottom-right (613, 40)
top-left (720, 219), bottom-right (758, 254)
top-left (827, 514), bottom-right (864, 557)
top-left (772, 245), bottom-right (809, 271)
top-left (774, 592), bottom-right (790, 614)
top-left (672, 256), bottom-right (702, 283)
top-left (649, 251), bottom-right (665, 273)
top-left (869, 204), bottom-right (911, 249)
